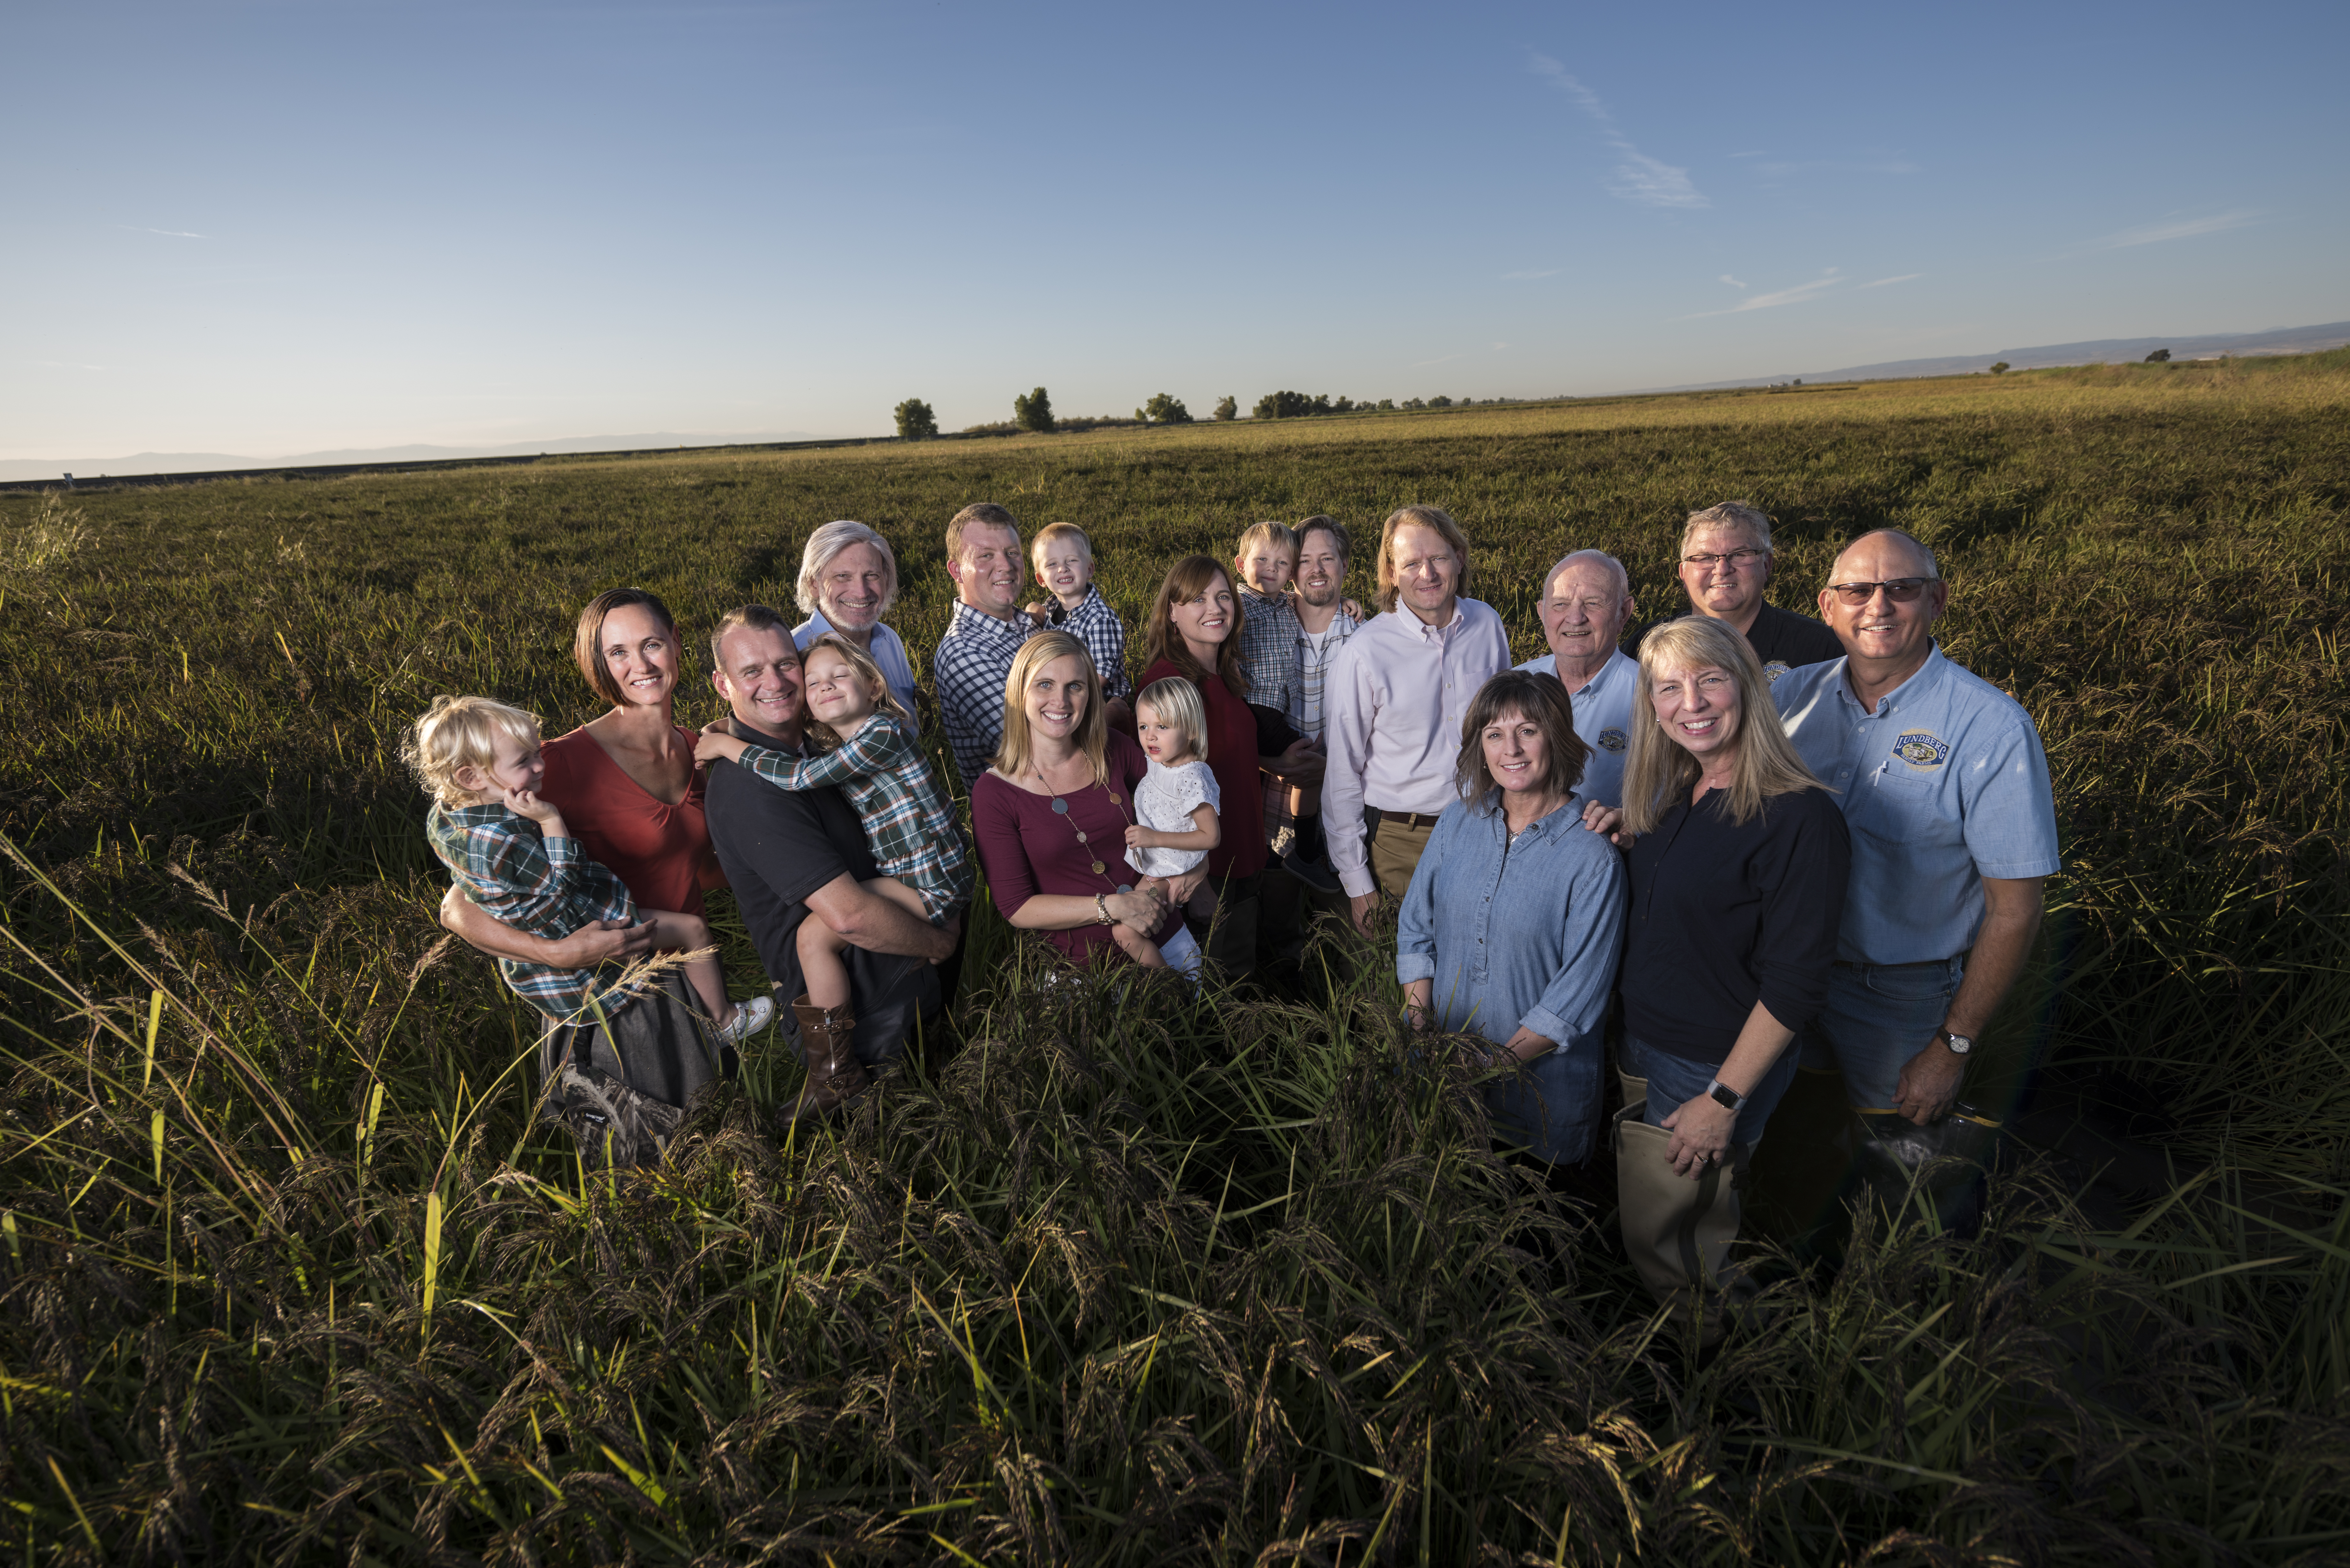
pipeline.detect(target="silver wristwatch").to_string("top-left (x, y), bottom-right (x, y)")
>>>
top-left (1937, 1028), bottom-right (1975, 1056)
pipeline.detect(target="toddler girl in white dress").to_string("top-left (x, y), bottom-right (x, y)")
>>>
top-left (1124, 676), bottom-right (1222, 978)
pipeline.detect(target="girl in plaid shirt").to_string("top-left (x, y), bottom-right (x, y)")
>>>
top-left (410, 696), bottom-right (773, 1041)
top-left (693, 634), bottom-right (974, 1016)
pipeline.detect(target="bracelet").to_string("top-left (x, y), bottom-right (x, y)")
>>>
top-left (1095, 893), bottom-right (1112, 926)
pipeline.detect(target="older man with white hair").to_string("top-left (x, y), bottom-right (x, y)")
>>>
top-left (1515, 549), bottom-right (1639, 809)
top-left (793, 519), bottom-right (920, 717)
top-left (1640, 501), bottom-right (1843, 680)
top-left (1771, 528), bottom-right (2059, 1129)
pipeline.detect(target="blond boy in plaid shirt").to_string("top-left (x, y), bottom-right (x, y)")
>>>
top-left (410, 696), bottom-right (772, 1040)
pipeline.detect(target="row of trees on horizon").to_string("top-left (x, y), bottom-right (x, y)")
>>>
top-left (890, 386), bottom-right (1522, 441)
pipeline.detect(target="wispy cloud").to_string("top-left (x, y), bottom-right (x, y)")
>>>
top-left (1720, 274), bottom-right (1748, 290)
top-left (1681, 269), bottom-right (1842, 319)
top-left (1861, 273), bottom-right (1922, 289)
top-left (2082, 210), bottom-right (2256, 249)
top-left (1410, 351), bottom-right (1468, 368)
top-left (1528, 55), bottom-right (1707, 210)
top-left (1753, 157), bottom-right (1918, 181)
top-left (1736, 273), bottom-right (1842, 311)
top-left (1729, 150), bottom-right (1767, 159)
top-left (1500, 267), bottom-right (1564, 281)
top-left (121, 225), bottom-right (206, 238)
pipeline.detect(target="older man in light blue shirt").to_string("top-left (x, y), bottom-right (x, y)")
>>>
top-left (790, 520), bottom-right (921, 717)
top-left (1772, 528), bottom-right (2060, 1125)
top-left (1516, 549), bottom-right (1639, 810)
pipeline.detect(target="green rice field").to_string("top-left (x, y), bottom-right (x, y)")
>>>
top-left (2, 353), bottom-right (2346, 1563)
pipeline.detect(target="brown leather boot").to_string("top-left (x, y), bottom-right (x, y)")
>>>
top-left (784, 995), bottom-right (870, 1125)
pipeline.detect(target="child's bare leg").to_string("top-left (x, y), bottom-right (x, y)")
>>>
top-left (795, 913), bottom-right (855, 1010)
top-left (1111, 922), bottom-right (1169, 969)
top-left (642, 908), bottom-right (738, 1026)
top-left (863, 875), bottom-right (929, 920)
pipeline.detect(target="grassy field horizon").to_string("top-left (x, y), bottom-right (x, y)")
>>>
top-left (3, 354), bottom-right (2346, 1562)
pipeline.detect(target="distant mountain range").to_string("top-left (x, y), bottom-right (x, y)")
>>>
top-left (0, 431), bottom-right (827, 484)
top-left (1646, 321), bottom-right (2350, 393)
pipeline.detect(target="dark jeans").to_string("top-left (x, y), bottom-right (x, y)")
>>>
top-left (1188, 870), bottom-right (1263, 979)
top-left (1622, 1034), bottom-right (1800, 1146)
top-left (1486, 1030), bottom-right (1605, 1164)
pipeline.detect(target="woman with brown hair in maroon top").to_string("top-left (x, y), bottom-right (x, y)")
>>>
top-left (969, 631), bottom-right (1180, 969)
top-left (433, 587), bottom-right (770, 1155)
top-left (1137, 555), bottom-right (1315, 977)
top-left (533, 587), bottom-right (725, 915)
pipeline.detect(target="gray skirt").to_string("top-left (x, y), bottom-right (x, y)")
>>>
top-left (538, 972), bottom-right (729, 1168)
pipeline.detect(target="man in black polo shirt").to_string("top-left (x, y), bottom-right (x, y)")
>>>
top-left (1634, 502), bottom-right (1843, 680)
top-left (701, 604), bottom-right (956, 1120)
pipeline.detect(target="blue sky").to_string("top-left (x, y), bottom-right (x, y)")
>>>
top-left (6, 0), bottom-right (2345, 459)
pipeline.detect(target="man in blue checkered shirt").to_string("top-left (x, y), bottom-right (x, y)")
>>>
top-left (932, 502), bottom-right (1047, 789)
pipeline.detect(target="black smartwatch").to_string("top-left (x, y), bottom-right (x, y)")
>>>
top-left (1706, 1078), bottom-right (1745, 1112)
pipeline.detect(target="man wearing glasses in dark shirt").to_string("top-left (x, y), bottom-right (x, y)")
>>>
top-left (1635, 501), bottom-right (1844, 680)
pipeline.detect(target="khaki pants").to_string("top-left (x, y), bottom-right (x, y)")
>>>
top-left (1368, 814), bottom-right (1437, 899)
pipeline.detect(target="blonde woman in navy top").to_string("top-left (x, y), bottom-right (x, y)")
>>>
top-left (1612, 615), bottom-right (1849, 1336)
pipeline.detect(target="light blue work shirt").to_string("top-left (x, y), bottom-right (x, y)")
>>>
top-left (1515, 647), bottom-right (1639, 810)
top-left (1395, 795), bottom-right (1627, 1051)
top-left (794, 612), bottom-right (920, 720)
top-left (1773, 645), bottom-right (2060, 965)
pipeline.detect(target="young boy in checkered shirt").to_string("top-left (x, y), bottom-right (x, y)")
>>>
top-left (1024, 522), bottom-right (1134, 728)
top-left (409, 695), bottom-right (772, 1040)
top-left (692, 632), bottom-right (973, 1029)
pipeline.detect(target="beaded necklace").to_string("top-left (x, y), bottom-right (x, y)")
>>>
top-left (1033, 751), bottom-right (1135, 893)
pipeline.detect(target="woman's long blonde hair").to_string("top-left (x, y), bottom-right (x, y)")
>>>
top-left (1620, 616), bottom-right (1826, 835)
top-left (992, 631), bottom-right (1111, 784)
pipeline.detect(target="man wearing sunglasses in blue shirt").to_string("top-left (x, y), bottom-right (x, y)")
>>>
top-left (1770, 529), bottom-right (2059, 1137)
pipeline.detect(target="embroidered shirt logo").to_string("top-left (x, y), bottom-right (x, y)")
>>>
top-left (1762, 660), bottom-right (1792, 682)
top-left (1596, 727), bottom-right (1629, 753)
top-left (1892, 730), bottom-right (1951, 770)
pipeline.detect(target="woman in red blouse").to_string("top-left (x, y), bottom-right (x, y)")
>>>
top-left (535, 587), bottom-right (724, 915)
top-left (969, 632), bottom-right (1179, 968)
top-left (1138, 556), bottom-right (1299, 977)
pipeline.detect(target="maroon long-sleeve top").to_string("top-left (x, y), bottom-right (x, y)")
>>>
top-left (1138, 658), bottom-right (1269, 881)
top-left (971, 730), bottom-right (1182, 964)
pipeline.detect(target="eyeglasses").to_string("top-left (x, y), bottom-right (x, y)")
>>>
top-left (1826, 577), bottom-right (1931, 606)
top-left (1683, 547), bottom-right (1768, 569)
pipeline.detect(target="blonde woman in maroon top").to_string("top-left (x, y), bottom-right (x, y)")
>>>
top-left (969, 632), bottom-right (1180, 969)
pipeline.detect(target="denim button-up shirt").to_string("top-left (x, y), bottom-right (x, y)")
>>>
top-left (1395, 795), bottom-right (1627, 1052)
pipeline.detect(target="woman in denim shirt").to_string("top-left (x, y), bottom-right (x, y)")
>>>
top-left (1397, 671), bottom-right (1627, 1166)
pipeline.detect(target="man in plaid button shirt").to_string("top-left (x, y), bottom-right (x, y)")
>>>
top-left (933, 502), bottom-right (1047, 789)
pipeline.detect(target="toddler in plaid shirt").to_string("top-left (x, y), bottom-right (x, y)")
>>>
top-left (1024, 522), bottom-right (1133, 722)
top-left (693, 634), bottom-right (974, 1016)
top-left (409, 696), bottom-right (771, 1041)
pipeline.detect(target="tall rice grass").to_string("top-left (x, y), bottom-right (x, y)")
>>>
top-left (3, 360), bottom-right (2346, 1558)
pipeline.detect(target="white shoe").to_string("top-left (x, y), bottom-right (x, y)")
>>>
top-left (716, 992), bottom-right (776, 1044)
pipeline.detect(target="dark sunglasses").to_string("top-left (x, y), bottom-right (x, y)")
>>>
top-left (1827, 577), bottom-right (1931, 606)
